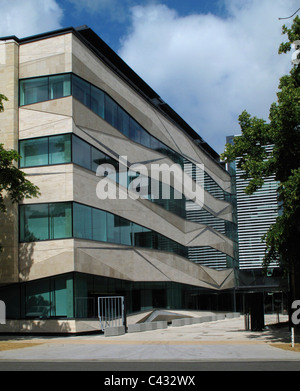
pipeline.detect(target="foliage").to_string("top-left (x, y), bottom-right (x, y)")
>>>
top-left (221, 17), bottom-right (300, 276)
top-left (0, 95), bottom-right (40, 213)
top-left (0, 94), bottom-right (8, 113)
top-left (263, 168), bottom-right (300, 272)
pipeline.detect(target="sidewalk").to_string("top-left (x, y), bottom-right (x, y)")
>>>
top-left (0, 314), bottom-right (299, 362)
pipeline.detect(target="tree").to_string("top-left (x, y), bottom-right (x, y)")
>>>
top-left (221, 17), bottom-right (300, 302)
top-left (0, 94), bottom-right (40, 214)
top-left (0, 94), bottom-right (8, 113)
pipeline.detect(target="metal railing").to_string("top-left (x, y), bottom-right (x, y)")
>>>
top-left (98, 296), bottom-right (125, 331)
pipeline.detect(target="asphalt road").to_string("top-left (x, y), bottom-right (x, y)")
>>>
top-left (0, 360), bottom-right (299, 371)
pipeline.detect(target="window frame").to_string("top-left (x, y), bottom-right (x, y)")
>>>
top-left (19, 73), bottom-right (72, 107)
top-left (19, 133), bottom-right (72, 169)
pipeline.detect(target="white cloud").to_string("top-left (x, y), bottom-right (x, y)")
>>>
top-left (0, 0), bottom-right (63, 38)
top-left (118, 0), bottom-right (298, 154)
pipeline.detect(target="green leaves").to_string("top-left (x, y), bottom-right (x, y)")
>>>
top-left (221, 16), bottom-right (300, 275)
top-left (0, 94), bottom-right (8, 113)
top-left (279, 16), bottom-right (300, 55)
top-left (263, 168), bottom-right (300, 271)
top-left (221, 110), bottom-right (274, 194)
top-left (0, 93), bottom-right (40, 212)
top-left (0, 144), bottom-right (40, 213)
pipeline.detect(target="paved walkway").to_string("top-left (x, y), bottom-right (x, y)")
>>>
top-left (0, 315), bottom-right (299, 363)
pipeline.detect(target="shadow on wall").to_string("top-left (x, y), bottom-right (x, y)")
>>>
top-left (0, 200), bottom-right (20, 282)
top-left (19, 240), bottom-right (35, 281)
top-left (0, 318), bottom-right (73, 335)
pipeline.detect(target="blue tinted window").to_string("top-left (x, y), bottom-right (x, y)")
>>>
top-left (72, 75), bottom-right (91, 107)
top-left (19, 75), bottom-right (71, 106)
top-left (117, 107), bottom-right (130, 137)
top-left (49, 74), bottom-right (71, 100)
top-left (19, 77), bottom-right (49, 106)
top-left (91, 146), bottom-right (107, 172)
top-left (73, 203), bottom-right (92, 240)
top-left (91, 85), bottom-right (105, 118)
top-left (20, 204), bottom-right (49, 241)
top-left (19, 138), bottom-right (48, 167)
top-left (72, 135), bottom-right (92, 170)
top-left (129, 118), bottom-right (142, 143)
top-left (49, 134), bottom-right (71, 165)
top-left (106, 213), bottom-right (120, 244)
top-left (92, 208), bottom-right (107, 242)
top-left (140, 129), bottom-right (151, 148)
top-left (132, 223), bottom-right (152, 248)
top-left (19, 203), bottom-right (72, 242)
top-left (49, 203), bottom-right (72, 239)
top-left (104, 95), bottom-right (118, 128)
top-left (116, 216), bottom-right (132, 246)
top-left (20, 202), bottom-right (186, 258)
top-left (20, 135), bottom-right (71, 167)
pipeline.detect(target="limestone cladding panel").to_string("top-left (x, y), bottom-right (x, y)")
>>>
top-left (71, 40), bottom-right (176, 150)
top-left (72, 99), bottom-right (127, 140)
top-left (19, 34), bottom-right (72, 79)
top-left (73, 166), bottom-right (234, 257)
top-left (73, 120), bottom-right (233, 222)
top-left (19, 97), bottom-right (73, 139)
top-left (74, 239), bottom-right (235, 290)
top-left (0, 40), bottom-right (19, 149)
top-left (21, 165), bottom-right (73, 204)
top-left (0, 40), bottom-right (20, 283)
top-left (204, 266), bottom-right (235, 288)
top-left (71, 35), bottom-right (231, 193)
top-left (159, 117), bottom-right (232, 193)
top-left (19, 239), bottom-right (75, 282)
top-left (139, 248), bottom-right (235, 289)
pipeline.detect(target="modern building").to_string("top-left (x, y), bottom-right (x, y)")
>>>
top-left (0, 26), bottom-right (238, 333)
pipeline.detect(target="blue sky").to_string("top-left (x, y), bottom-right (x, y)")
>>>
top-left (57, 0), bottom-right (229, 50)
top-left (1, 0), bottom-right (298, 154)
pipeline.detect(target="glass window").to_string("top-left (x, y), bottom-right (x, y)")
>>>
top-left (25, 279), bottom-right (51, 319)
top-left (19, 203), bottom-right (73, 242)
top-left (140, 129), bottom-right (151, 148)
top-left (116, 216), bottom-right (132, 246)
top-left (106, 213), bottom-right (120, 244)
top-left (104, 95), bottom-right (118, 128)
top-left (132, 223), bottom-right (152, 248)
top-left (72, 135), bottom-right (92, 170)
top-left (19, 137), bottom-right (48, 167)
top-left (20, 204), bottom-right (49, 242)
top-left (129, 118), bottom-right (141, 144)
top-left (92, 208), bottom-right (107, 242)
top-left (49, 134), bottom-right (71, 165)
top-left (105, 154), bottom-right (119, 183)
top-left (49, 74), bottom-right (71, 100)
top-left (91, 85), bottom-right (105, 118)
top-left (19, 202), bottom-right (186, 257)
top-left (19, 77), bottom-right (49, 106)
top-left (49, 203), bottom-right (72, 239)
top-left (150, 136), bottom-right (161, 151)
top-left (53, 276), bottom-right (67, 317)
top-left (91, 147), bottom-right (107, 172)
top-left (72, 75), bottom-right (91, 107)
top-left (73, 203), bottom-right (92, 240)
top-left (117, 107), bottom-right (130, 137)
